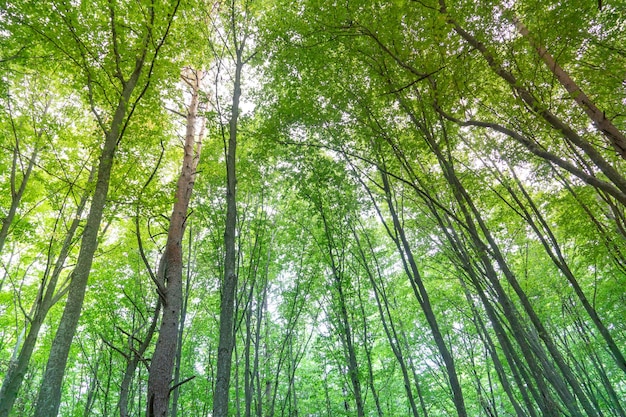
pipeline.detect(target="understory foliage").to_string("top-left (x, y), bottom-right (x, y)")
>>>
top-left (0, 0), bottom-right (625, 416)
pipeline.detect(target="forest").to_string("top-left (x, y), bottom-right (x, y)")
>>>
top-left (0, 0), bottom-right (625, 416)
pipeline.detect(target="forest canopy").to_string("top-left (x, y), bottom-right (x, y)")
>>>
top-left (0, 0), bottom-right (625, 416)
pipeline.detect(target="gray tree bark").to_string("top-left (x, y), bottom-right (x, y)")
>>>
top-left (0, 168), bottom-right (93, 417)
top-left (213, 29), bottom-right (244, 417)
top-left (31, 2), bottom-right (180, 414)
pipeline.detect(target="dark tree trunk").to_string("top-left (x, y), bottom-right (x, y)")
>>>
top-left (379, 167), bottom-right (468, 417)
top-left (32, 66), bottom-right (146, 412)
top-left (512, 16), bottom-right (626, 159)
top-left (0, 168), bottom-right (93, 417)
top-left (30, 2), bottom-right (183, 410)
top-left (119, 301), bottom-right (161, 417)
top-left (0, 139), bottom-right (39, 257)
top-left (170, 226), bottom-right (194, 417)
top-left (213, 30), bottom-right (244, 415)
top-left (351, 211), bottom-right (421, 417)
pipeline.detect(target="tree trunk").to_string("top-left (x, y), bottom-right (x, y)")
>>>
top-left (0, 141), bottom-right (39, 257)
top-left (504, 164), bottom-right (626, 375)
top-left (439, 1), bottom-right (626, 199)
top-left (32, 55), bottom-right (146, 416)
top-left (379, 167), bottom-right (468, 417)
top-left (355, 272), bottom-right (384, 417)
top-left (116, 299), bottom-right (161, 417)
top-left (213, 36), bottom-right (243, 417)
top-left (170, 226), bottom-right (194, 417)
top-left (512, 16), bottom-right (626, 159)
top-left (147, 68), bottom-right (203, 417)
top-left (351, 218), bottom-right (421, 417)
top-left (0, 168), bottom-right (93, 417)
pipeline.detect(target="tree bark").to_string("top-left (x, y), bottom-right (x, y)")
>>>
top-left (0, 141), bottom-right (39, 257)
top-left (438, 2), bottom-right (626, 200)
top-left (213, 32), bottom-right (244, 417)
top-left (170, 225), bottom-right (194, 417)
top-left (30, 0), bottom-right (183, 406)
top-left (147, 68), bottom-right (203, 417)
top-left (33, 77), bottom-right (135, 417)
top-left (512, 17), bottom-right (626, 159)
top-left (0, 168), bottom-right (93, 417)
top-left (118, 301), bottom-right (161, 417)
top-left (379, 167), bottom-right (468, 417)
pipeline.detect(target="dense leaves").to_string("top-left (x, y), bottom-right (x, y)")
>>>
top-left (0, 1), bottom-right (624, 416)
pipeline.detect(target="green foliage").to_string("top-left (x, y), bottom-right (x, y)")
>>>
top-left (1, 0), bottom-right (625, 416)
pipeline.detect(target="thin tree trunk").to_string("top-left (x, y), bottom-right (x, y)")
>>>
top-left (244, 283), bottom-right (254, 417)
top-left (81, 343), bottom-right (102, 417)
top-left (351, 197), bottom-right (424, 417)
top-left (253, 265), bottom-right (268, 417)
top-left (316, 206), bottom-right (365, 417)
top-left (512, 17), bottom-right (626, 159)
top-left (213, 31), bottom-right (244, 416)
top-left (170, 225), bottom-right (194, 417)
top-left (438, 1), bottom-right (626, 199)
top-left (502, 162), bottom-right (626, 375)
top-left (147, 68), bottom-right (203, 417)
top-left (355, 272), bottom-right (384, 417)
top-left (0, 140), bottom-right (39, 256)
top-left (0, 168), bottom-right (93, 417)
top-left (459, 279), bottom-right (530, 417)
top-left (398, 86), bottom-right (599, 415)
top-left (379, 167), bottom-right (468, 417)
top-left (119, 301), bottom-right (161, 417)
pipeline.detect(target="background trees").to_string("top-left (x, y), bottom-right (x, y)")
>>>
top-left (0, 0), bottom-right (624, 416)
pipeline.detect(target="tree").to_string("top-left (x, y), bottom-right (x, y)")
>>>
top-left (1, 1), bottom-right (625, 415)
top-left (147, 68), bottom-right (204, 417)
top-left (2, 1), bottom-right (183, 415)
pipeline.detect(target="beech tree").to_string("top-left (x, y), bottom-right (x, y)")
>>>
top-left (0, 1), bottom-right (625, 416)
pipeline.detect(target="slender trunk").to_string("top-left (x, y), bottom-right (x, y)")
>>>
top-left (82, 348), bottom-right (101, 416)
top-left (504, 164), bottom-right (626, 375)
top-left (355, 273), bottom-right (384, 417)
top-left (380, 168), bottom-right (468, 417)
top-left (289, 339), bottom-right (298, 417)
top-left (579, 326), bottom-right (626, 416)
top-left (398, 87), bottom-right (596, 415)
top-left (316, 206), bottom-right (365, 417)
top-left (170, 226), bottom-right (194, 417)
top-left (119, 301), bottom-right (161, 417)
top-left (351, 209), bottom-right (421, 417)
top-left (244, 287), bottom-right (254, 417)
top-left (213, 40), bottom-right (243, 417)
top-left (334, 277), bottom-right (365, 417)
top-left (459, 279), bottom-right (530, 417)
top-left (512, 17), bottom-right (626, 159)
top-left (438, 1), bottom-right (626, 199)
top-left (253, 276), bottom-right (267, 417)
top-left (375, 121), bottom-right (563, 416)
top-left (0, 143), bottom-right (39, 256)
top-left (147, 69), bottom-right (203, 417)
top-left (0, 169), bottom-right (93, 417)
top-left (235, 337), bottom-right (241, 417)
top-left (434, 151), bottom-right (582, 416)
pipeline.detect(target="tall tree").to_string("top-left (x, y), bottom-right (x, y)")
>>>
top-left (210, 0), bottom-right (258, 414)
top-left (147, 68), bottom-right (204, 417)
top-left (7, 1), bottom-right (183, 416)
